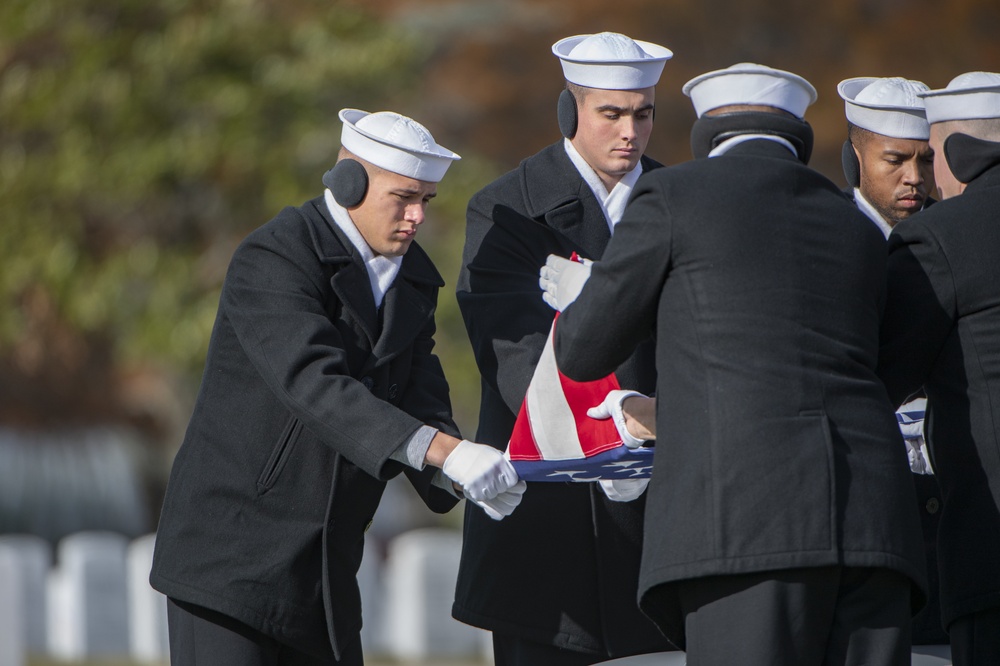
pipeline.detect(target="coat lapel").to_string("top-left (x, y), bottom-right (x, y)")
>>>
top-left (521, 143), bottom-right (609, 260)
top-left (372, 279), bottom-right (433, 365)
top-left (330, 264), bottom-right (379, 348)
top-left (372, 243), bottom-right (442, 366)
top-left (304, 198), bottom-right (379, 348)
top-left (520, 143), bottom-right (664, 261)
top-left (303, 197), bottom-right (445, 364)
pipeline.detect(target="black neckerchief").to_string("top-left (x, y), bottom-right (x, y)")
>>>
top-left (944, 133), bottom-right (1000, 184)
top-left (690, 111), bottom-right (814, 163)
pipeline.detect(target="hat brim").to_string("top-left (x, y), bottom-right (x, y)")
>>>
top-left (919, 86), bottom-right (1000, 123)
top-left (339, 109), bottom-right (459, 182)
top-left (838, 78), bottom-right (929, 139)
top-left (552, 35), bottom-right (672, 90)
top-left (683, 66), bottom-right (817, 119)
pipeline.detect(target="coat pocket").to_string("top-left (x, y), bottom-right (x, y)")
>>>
top-left (714, 411), bottom-right (836, 558)
top-left (256, 417), bottom-right (303, 494)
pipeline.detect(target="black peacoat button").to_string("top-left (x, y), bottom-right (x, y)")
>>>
top-left (361, 376), bottom-right (375, 391)
top-left (925, 497), bottom-right (940, 515)
top-left (388, 384), bottom-right (398, 400)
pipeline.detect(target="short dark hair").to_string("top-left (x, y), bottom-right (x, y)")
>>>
top-left (337, 147), bottom-right (385, 178)
top-left (705, 104), bottom-right (798, 118)
top-left (847, 122), bottom-right (876, 147)
top-left (566, 81), bottom-right (591, 103)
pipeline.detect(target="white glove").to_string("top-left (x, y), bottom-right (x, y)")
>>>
top-left (467, 481), bottom-right (527, 520)
top-left (587, 390), bottom-right (647, 449)
top-left (442, 440), bottom-right (520, 502)
top-left (539, 254), bottom-right (592, 311)
top-left (598, 478), bottom-right (649, 502)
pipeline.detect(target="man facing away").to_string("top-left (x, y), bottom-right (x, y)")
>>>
top-left (454, 31), bottom-right (677, 665)
top-left (150, 109), bottom-right (525, 666)
top-left (838, 74), bottom-right (949, 646)
top-left (879, 72), bottom-right (1000, 666)
top-left (553, 63), bottom-right (927, 666)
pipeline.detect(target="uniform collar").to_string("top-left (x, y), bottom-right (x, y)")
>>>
top-left (324, 189), bottom-right (402, 308)
top-left (853, 188), bottom-right (894, 239)
top-left (709, 133), bottom-right (798, 158)
top-left (304, 196), bottom-right (444, 287)
top-left (303, 196), bottom-right (442, 361)
top-left (563, 138), bottom-right (644, 232)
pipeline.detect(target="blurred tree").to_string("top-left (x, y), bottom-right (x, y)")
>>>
top-left (0, 0), bottom-right (493, 436)
top-left (4, 0), bottom-right (998, 444)
top-left (406, 0), bottom-right (1000, 178)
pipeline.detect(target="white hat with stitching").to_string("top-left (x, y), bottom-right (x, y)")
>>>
top-left (919, 72), bottom-right (1000, 124)
top-left (339, 109), bottom-right (460, 182)
top-left (838, 77), bottom-right (930, 140)
top-left (552, 32), bottom-right (672, 90)
top-left (683, 63), bottom-right (817, 119)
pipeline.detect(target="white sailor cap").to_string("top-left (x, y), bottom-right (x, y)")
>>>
top-left (838, 77), bottom-right (930, 140)
top-left (552, 32), bottom-right (672, 90)
top-left (683, 63), bottom-right (817, 118)
top-left (339, 109), bottom-right (460, 182)
top-left (919, 72), bottom-right (1000, 124)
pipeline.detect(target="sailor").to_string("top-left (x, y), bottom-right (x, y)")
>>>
top-left (151, 108), bottom-right (525, 665)
top-left (454, 31), bottom-right (677, 665)
top-left (879, 71), bottom-right (1000, 666)
top-left (554, 63), bottom-right (927, 665)
top-left (838, 75), bottom-right (947, 645)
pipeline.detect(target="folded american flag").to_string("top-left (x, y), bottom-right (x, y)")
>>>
top-left (896, 398), bottom-right (931, 474)
top-left (506, 314), bottom-right (654, 482)
top-left (896, 404), bottom-right (925, 439)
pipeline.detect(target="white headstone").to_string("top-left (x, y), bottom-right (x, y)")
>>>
top-left (380, 527), bottom-right (485, 659)
top-left (47, 531), bottom-right (130, 659)
top-left (0, 534), bottom-right (51, 654)
top-left (0, 548), bottom-right (26, 666)
top-left (357, 539), bottom-right (385, 656)
top-left (481, 628), bottom-right (495, 664)
top-left (127, 534), bottom-right (168, 661)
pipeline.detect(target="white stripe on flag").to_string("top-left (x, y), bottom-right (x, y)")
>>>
top-left (524, 326), bottom-right (586, 460)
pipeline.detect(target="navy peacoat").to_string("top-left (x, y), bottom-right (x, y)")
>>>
top-left (556, 140), bottom-right (927, 647)
top-left (879, 158), bottom-right (1000, 631)
top-left (150, 196), bottom-right (459, 659)
top-left (453, 141), bottom-right (673, 656)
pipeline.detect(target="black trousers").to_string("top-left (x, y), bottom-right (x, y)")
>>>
top-left (675, 566), bottom-right (912, 666)
top-left (492, 633), bottom-right (606, 666)
top-left (949, 607), bottom-right (1000, 666)
top-left (167, 598), bottom-right (362, 666)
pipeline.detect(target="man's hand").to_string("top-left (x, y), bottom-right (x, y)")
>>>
top-left (467, 481), bottom-right (528, 520)
top-left (442, 439), bottom-right (521, 502)
top-left (587, 390), bottom-right (650, 448)
top-left (539, 254), bottom-right (592, 311)
top-left (598, 478), bottom-right (649, 502)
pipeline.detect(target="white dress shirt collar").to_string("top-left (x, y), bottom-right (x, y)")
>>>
top-left (853, 188), bottom-right (894, 239)
top-left (563, 138), bottom-right (644, 233)
top-left (324, 189), bottom-right (402, 308)
top-left (708, 133), bottom-right (798, 159)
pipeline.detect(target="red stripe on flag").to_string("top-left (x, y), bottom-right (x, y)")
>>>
top-left (507, 305), bottom-right (625, 463)
top-left (508, 401), bottom-right (543, 461)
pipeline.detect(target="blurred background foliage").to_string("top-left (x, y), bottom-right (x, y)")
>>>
top-left (0, 0), bottom-right (489, 436)
top-left (2, 0), bottom-right (999, 533)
